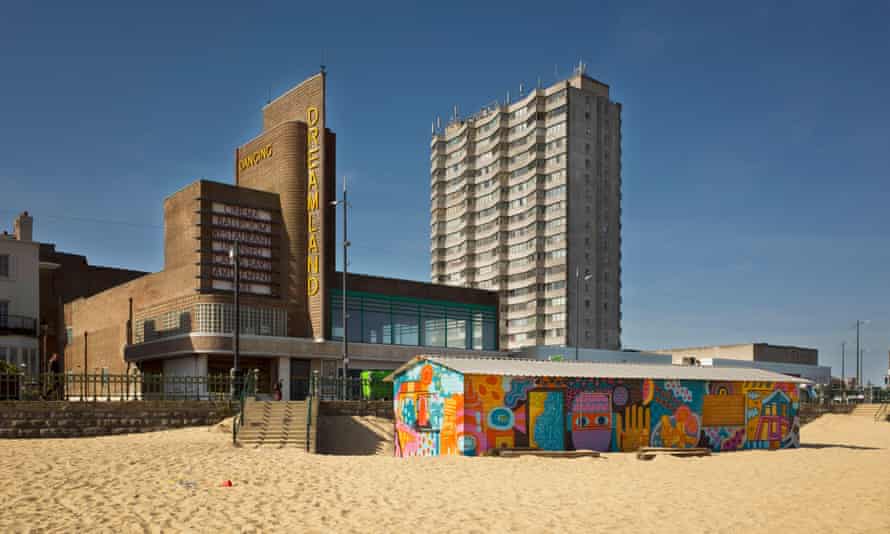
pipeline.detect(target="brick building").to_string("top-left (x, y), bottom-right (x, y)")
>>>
top-left (64, 71), bottom-right (501, 398)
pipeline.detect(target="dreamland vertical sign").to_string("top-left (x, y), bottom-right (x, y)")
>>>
top-left (306, 106), bottom-right (321, 298)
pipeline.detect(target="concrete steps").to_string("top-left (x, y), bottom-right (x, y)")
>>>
top-left (236, 400), bottom-right (316, 449)
top-left (849, 404), bottom-right (884, 418)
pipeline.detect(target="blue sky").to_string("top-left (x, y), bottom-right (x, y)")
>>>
top-left (2, 1), bottom-right (888, 384)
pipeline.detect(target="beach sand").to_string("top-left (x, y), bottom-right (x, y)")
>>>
top-left (1, 414), bottom-right (888, 533)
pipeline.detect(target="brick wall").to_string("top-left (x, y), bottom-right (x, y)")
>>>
top-left (64, 265), bottom-right (197, 375)
top-left (0, 401), bottom-right (235, 439)
top-left (39, 243), bottom-right (147, 364)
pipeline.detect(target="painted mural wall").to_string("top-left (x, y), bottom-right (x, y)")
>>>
top-left (392, 364), bottom-right (801, 457)
top-left (393, 362), bottom-right (464, 457)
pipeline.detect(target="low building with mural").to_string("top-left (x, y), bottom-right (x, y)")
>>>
top-left (388, 356), bottom-right (809, 457)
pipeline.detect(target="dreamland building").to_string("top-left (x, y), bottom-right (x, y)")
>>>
top-left (430, 66), bottom-right (622, 352)
top-left (64, 72), bottom-right (501, 398)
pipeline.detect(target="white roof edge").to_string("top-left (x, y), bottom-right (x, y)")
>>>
top-left (387, 355), bottom-right (812, 384)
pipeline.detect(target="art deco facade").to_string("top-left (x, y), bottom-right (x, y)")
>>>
top-left (430, 72), bottom-right (622, 351)
top-left (61, 71), bottom-right (500, 399)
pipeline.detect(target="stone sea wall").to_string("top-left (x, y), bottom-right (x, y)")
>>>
top-left (0, 401), bottom-right (236, 438)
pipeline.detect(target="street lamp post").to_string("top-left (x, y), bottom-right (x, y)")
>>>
top-left (855, 320), bottom-right (869, 391)
top-left (331, 177), bottom-right (351, 395)
top-left (841, 341), bottom-right (846, 401)
top-left (574, 267), bottom-right (593, 361)
top-left (230, 241), bottom-right (241, 380)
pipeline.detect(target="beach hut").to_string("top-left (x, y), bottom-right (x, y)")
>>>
top-left (386, 356), bottom-right (810, 457)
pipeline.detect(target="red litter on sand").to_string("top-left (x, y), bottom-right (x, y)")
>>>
top-left (221, 480), bottom-right (233, 487)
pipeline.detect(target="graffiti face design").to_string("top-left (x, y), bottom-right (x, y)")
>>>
top-left (570, 392), bottom-right (612, 451)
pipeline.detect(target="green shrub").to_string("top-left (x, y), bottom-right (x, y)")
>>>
top-left (0, 360), bottom-right (21, 374)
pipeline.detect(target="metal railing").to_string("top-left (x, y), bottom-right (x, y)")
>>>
top-left (306, 381), bottom-right (314, 452)
top-left (874, 403), bottom-right (888, 422)
top-left (307, 376), bottom-right (391, 401)
top-left (0, 372), bottom-right (237, 401)
top-left (232, 370), bottom-right (258, 445)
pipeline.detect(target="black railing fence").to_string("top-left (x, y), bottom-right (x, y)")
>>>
top-left (0, 373), bottom-right (240, 401)
top-left (307, 376), bottom-right (391, 401)
top-left (232, 370), bottom-right (258, 444)
top-left (0, 372), bottom-right (394, 402)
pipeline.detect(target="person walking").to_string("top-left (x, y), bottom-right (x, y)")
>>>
top-left (45, 353), bottom-right (62, 400)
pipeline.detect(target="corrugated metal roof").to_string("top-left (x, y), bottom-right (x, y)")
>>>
top-left (387, 355), bottom-right (811, 384)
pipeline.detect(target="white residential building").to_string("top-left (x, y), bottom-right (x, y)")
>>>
top-left (430, 68), bottom-right (622, 351)
top-left (0, 212), bottom-right (41, 375)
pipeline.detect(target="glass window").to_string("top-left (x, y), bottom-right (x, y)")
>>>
top-left (446, 317), bottom-right (467, 349)
top-left (331, 306), bottom-right (344, 340)
top-left (0, 255), bottom-right (9, 278)
top-left (392, 312), bottom-right (419, 345)
top-left (362, 299), bottom-right (391, 344)
top-left (329, 290), bottom-right (496, 350)
top-left (421, 304), bottom-right (446, 347)
top-left (345, 299), bottom-right (362, 343)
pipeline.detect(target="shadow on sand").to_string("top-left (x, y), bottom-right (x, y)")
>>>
top-left (317, 416), bottom-right (393, 456)
top-left (799, 443), bottom-right (881, 450)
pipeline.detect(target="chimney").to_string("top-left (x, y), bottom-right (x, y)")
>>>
top-left (14, 211), bottom-right (33, 241)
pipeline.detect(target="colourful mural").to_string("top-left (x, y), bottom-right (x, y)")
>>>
top-left (392, 361), bottom-right (464, 457)
top-left (392, 363), bottom-right (801, 457)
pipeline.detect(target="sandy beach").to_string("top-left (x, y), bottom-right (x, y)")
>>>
top-left (1, 414), bottom-right (888, 533)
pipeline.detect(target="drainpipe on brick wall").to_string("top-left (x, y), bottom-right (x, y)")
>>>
top-left (127, 297), bottom-right (133, 345)
top-left (83, 331), bottom-right (88, 400)
top-left (126, 298), bottom-right (133, 376)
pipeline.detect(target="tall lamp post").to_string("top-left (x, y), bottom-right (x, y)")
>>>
top-left (574, 267), bottom-right (592, 361)
top-left (331, 177), bottom-right (350, 386)
top-left (230, 241), bottom-right (241, 381)
top-left (841, 341), bottom-right (846, 400)
top-left (855, 319), bottom-right (869, 391)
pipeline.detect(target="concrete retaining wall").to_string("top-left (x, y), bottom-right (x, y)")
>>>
top-left (319, 400), bottom-right (393, 419)
top-left (799, 403), bottom-right (855, 426)
top-left (0, 401), bottom-right (236, 439)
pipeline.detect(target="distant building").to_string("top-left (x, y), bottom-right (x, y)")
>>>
top-left (1, 213), bottom-right (43, 375)
top-left (430, 67), bottom-right (622, 351)
top-left (885, 351), bottom-right (889, 386)
top-left (656, 343), bottom-right (818, 366)
top-left (655, 343), bottom-right (829, 385)
top-left (0, 212), bottom-right (144, 375)
top-left (522, 345), bottom-right (672, 365)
